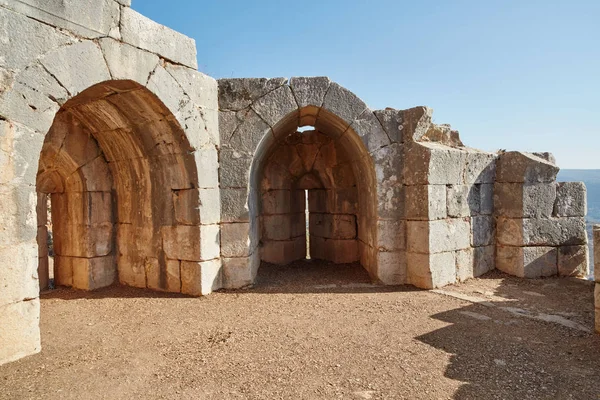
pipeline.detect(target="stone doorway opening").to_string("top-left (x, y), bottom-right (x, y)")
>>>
top-left (35, 80), bottom-right (201, 294)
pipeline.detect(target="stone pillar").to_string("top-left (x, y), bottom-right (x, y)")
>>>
top-left (495, 152), bottom-right (588, 278)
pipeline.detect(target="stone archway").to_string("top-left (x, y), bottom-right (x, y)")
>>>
top-left (36, 80), bottom-right (205, 294)
top-left (218, 77), bottom-right (406, 288)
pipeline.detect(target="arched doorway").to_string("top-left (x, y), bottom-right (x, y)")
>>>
top-left (36, 80), bottom-right (204, 294)
top-left (218, 77), bottom-right (405, 288)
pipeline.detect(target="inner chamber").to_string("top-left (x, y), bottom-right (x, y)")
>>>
top-left (35, 80), bottom-right (201, 293)
top-left (257, 127), bottom-right (372, 270)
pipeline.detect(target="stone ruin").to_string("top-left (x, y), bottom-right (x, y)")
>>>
top-left (0, 0), bottom-right (593, 366)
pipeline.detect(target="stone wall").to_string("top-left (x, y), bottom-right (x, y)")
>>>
top-left (0, 0), bottom-right (592, 367)
top-left (0, 0), bottom-right (218, 365)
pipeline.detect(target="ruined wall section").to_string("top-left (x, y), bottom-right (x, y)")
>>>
top-left (0, 0), bottom-right (219, 365)
top-left (495, 152), bottom-right (588, 278)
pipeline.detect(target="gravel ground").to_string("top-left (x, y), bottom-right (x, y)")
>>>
top-left (1, 261), bottom-right (600, 400)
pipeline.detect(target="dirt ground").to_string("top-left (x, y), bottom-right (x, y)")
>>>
top-left (2, 260), bottom-right (600, 400)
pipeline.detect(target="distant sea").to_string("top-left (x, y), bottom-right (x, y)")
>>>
top-left (557, 169), bottom-right (600, 278)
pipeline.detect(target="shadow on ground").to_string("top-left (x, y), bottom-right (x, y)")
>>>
top-left (417, 272), bottom-right (600, 399)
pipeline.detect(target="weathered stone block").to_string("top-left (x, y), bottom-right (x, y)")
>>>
top-left (554, 182), bottom-right (587, 217)
top-left (121, 7), bottom-right (198, 69)
top-left (263, 213), bottom-right (305, 241)
top-left (407, 219), bottom-right (471, 254)
top-left (173, 189), bottom-right (201, 226)
top-left (220, 188), bottom-right (249, 223)
top-left (497, 245), bottom-right (558, 278)
top-left (262, 237), bottom-right (306, 265)
top-left (455, 248), bottom-right (474, 282)
top-left (99, 38), bottom-right (159, 86)
top-left (289, 77), bottom-right (330, 109)
top-left (494, 182), bottom-right (556, 218)
top-left (406, 185), bottom-right (446, 220)
top-left (200, 224), bottom-right (220, 261)
top-left (308, 189), bottom-right (358, 214)
top-left (165, 63), bottom-right (218, 110)
top-left (319, 83), bottom-right (367, 134)
top-left (42, 41), bottom-right (111, 97)
top-left (463, 151), bottom-right (497, 184)
top-left (447, 185), bottom-right (479, 217)
top-left (252, 85), bottom-right (298, 129)
top-left (219, 149), bottom-right (252, 188)
top-left (0, 0), bottom-right (120, 39)
top-left (474, 246), bottom-right (495, 277)
top-left (71, 256), bottom-right (116, 290)
top-left (496, 151), bottom-right (559, 183)
top-left (558, 245), bottom-right (588, 278)
top-left (310, 236), bottom-right (358, 264)
top-left (377, 220), bottom-right (406, 251)
top-left (400, 106), bottom-right (433, 143)
top-left (181, 259), bottom-right (222, 296)
top-left (471, 215), bottom-right (495, 247)
top-left (222, 256), bottom-right (258, 289)
top-left (0, 243), bottom-right (38, 306)
top-left (373, 108), bottom-right (403, 143)
top-left (309, 213), bottom-right (356, 240)
top-left (261, 190), bottom-right (305, 215)
top-left (376, 250), bottom-right (407, 285)
top-left (496, 217), bottom-right (587, 247)
top-left (348, 109), bottom-right (391, 153)
top-left (407, 251), bottom-right (456, 289)
top-left (220, 223), bottom-right (250, 258)
top-left (404, 143), bottom-right (467, 185)
top-left (0, 299), bottom-right (40, 366)
top-left (218, 78), bottom-right (287, 111)
top-left (161, 225), bottom-right (201, 261)
top-left (117, 255), bottom-right (147, 288)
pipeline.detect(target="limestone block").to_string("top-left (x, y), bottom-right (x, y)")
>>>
top-left (463, 151), bottom-right (497, 184)
top-left (261, 190), bottom-right (305, 215)
top-left (200, 224), bottom-right (221, 261)
top-left (404, 143), bottom-right (467, 185)
top-left (98, 38), bottom-right (159, 86)
top-left (71, 256), bottom-right (116, 290)
top-left (308, 188), bottom-right (358, 214)
top-left (558, 245), bottom-right (589, 278)
top-left (64, 157), bottom-right (113, 193)
top-left (38, 256), bottom-right (49, 291)
top-left (447, 185), bottom-right (480, 218)
top-left (497, 245), bottom-right (558, 278)
top-left (221, 223), bottom-right (251, 258)
top-left (54, 256), bottom-right (73, 287)
top-left (494, 182), bottom-right (556, 218)
top-left (455, 248), bottom-right (474, 282)
top-left (474, 246), bottom-right (495, 277)
top-left (373, 108), bottom-right (403, 143)
top-left (117, 255), bottom-right (147, 288)
top-left (496, 217), bottom-right (587, 247)
top-left (146, 64), bottom-right (188, 117)
top-left (218, 78), bottom-right (287, 111)
top-left (173, 189), bottom-right (201, 226)
top-left (319, 83), bottom-right (367, 134)
top-left (309, 213), bottom-right (356, 240)
top-left (200, 259), bottom-right (223, 294)
top-left (554, 182), bottom-right (587, 217)
top-left (479, 184), bottom-right (494, 215)
top-left (377, 220), bottom-right (406, 251)
top-left (0, 299), bottom-right (40, 366)
top-left (220, 188), bottom-right (249, 223)
top-left (310, 236), bottom-right (358, 264)
top-left (496, 151), bottom-right (559, 183)
top-left (348, 109), bottom-right (391, 153)
top-left (161, 225), bottom-right (201, 261)
top-left (165, 63), bottom-right (218, 110)
top-left (251, 85), bottom-right (298, 129)
top-left (400, 106), bottom-right (433, 144)
top-left (0, 243), bottom-right (38, 306)
top-left (52, 222), bottom-right (113, 258)
top-left (376, 250), bottom-right (407, 285)
top-left (198, 189), bottom-right (221, 226)
top-left (0, 185), bottom-right (38, 246)
top-left (407, 251), bottom-right (456, 289)
top-left (16, 62), bottom-right (70, 107)
top-left (181, 259), bottom-right (222, 296)
top-left (224, 109), bottom-right (272, 154)
top-left (193, 146), bottom-right (220, 189)
top-left (120, 8), bottom-right (197, 68)
top-left (471, 215), bottom-right (495, 247)
top-left (219, 149), bottom-right (253, 189)
top-left (222, 257), bottom-right (255, 289)
top-left (1, 121), bottom-right (44, 187)
top-left (262, 237), bottom-right (306, 265)
top-left (0, 80), bottom-right (61, 134)
top-left (263, 213), bottom-right (305, 241)
top-left (289, 77), bottom-right (330, 111)
top-left (41, 41), bottom-right (111, 97)
top-left (407, 218), bottom-right (471, 254)
top-left (0, 7), bottom-right (74, 71)
top-left (0, 0), bottom-right (119, 39)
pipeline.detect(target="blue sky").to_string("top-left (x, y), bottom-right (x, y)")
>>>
top-left (133, 1), bottom-right (599, 169)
